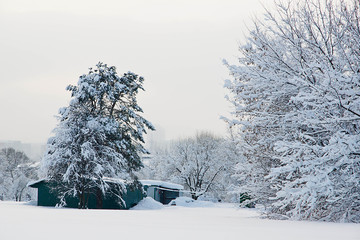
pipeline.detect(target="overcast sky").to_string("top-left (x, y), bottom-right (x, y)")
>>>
top-left (0, 0), bottom-right (269, 144)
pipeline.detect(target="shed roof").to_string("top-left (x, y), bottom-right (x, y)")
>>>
top-left (140, 180), bottom-right (184, 190)
top-left (27, 178), bottom-right (126, 188)
top-left (28, 178), bottom-right (184, 190)
top-left (27, 179), bottom-right (46, 188)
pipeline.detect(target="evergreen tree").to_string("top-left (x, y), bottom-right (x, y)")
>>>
top-left (42, 63), bottom-right (154, 208)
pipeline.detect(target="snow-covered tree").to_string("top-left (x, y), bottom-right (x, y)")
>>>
top-left (224, 0), bottom-right (360, 222)
top-left (42, 63), bottom-right (154, 208)
top-left (148, 132), bottom-right (233, 200)
top-left (0, 148), bottom-right (38, 201)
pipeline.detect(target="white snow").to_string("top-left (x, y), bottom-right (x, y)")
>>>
top-left (102, 177), bottom-right (125, 184)
top-left (140, 179), bottom-right (184, 190)
top-left (0, 201), bottom-right (359, 240)
top-left (131, 197), bottom-right (164, 210)
top-left (168, 197), bottom-right (216, 207)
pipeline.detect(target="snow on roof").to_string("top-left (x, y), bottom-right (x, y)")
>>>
top-left (102, 177), bottom-right (125, 185)
top-left (27, 178), bottom-right (46, 187)
top-left (27, 178), bottom-right (184, 190)
top-left (27, 178), bottom-right (126, 188)
top-left (18, 162), bottom-right (40, 169)
top-left (140, 180), bottom-right (184, 190)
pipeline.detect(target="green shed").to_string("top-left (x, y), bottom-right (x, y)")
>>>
top-left (140, 180), bottom-right (184, 204)
top-left (28, 179), bottom-right (145, 209)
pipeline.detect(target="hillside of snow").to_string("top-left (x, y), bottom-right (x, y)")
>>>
top-left (0, 201), bottom-right (359, 240)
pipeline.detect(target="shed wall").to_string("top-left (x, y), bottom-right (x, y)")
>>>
top-left (32, 181), bottom-right (144, 209)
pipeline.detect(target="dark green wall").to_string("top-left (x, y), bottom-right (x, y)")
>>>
top-left (144, 185), bottom-right (180, 204)
top-left (30, 181), bottom-right (144, 209)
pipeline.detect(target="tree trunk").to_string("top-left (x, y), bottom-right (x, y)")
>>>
top-left (96, 188), bottom-right (103, 209)
top-left (18, 186), bottom-right (26, 202)
top-left (191, 193), bottom-right (198, 200)
top-left (78, 191), bottom-right (86, 209)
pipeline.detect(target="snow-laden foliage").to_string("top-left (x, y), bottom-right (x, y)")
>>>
top-left (42, 63), bottom-right (154, 208)
top-left (224, 0), bottom-right (360, 222)
top-left (0, 148), bottom-right (38, 201)
top-left (146, 132), bottom-right (236, 200)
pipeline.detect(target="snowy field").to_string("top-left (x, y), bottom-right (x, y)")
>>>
top-left (1, 200), bottom-right (359, 240)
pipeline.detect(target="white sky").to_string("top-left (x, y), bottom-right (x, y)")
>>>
top-left (0, 0), bottom-right (268, 144)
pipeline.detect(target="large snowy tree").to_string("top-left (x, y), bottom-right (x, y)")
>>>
top-left (224, 0), bottom-right (360, 222)
top-left (42, 63), bottom-right (154, 208)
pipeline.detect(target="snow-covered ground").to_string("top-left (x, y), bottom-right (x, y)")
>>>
top-left (1, 200), bottom-right (359, 240)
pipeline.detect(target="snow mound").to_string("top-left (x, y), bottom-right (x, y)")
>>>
top-left (169, 197), bottom-right (216, 208)
top-left (131, 197), bottom-right (164, 210)
top-left (22, 200), bottom-right (37, 206)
